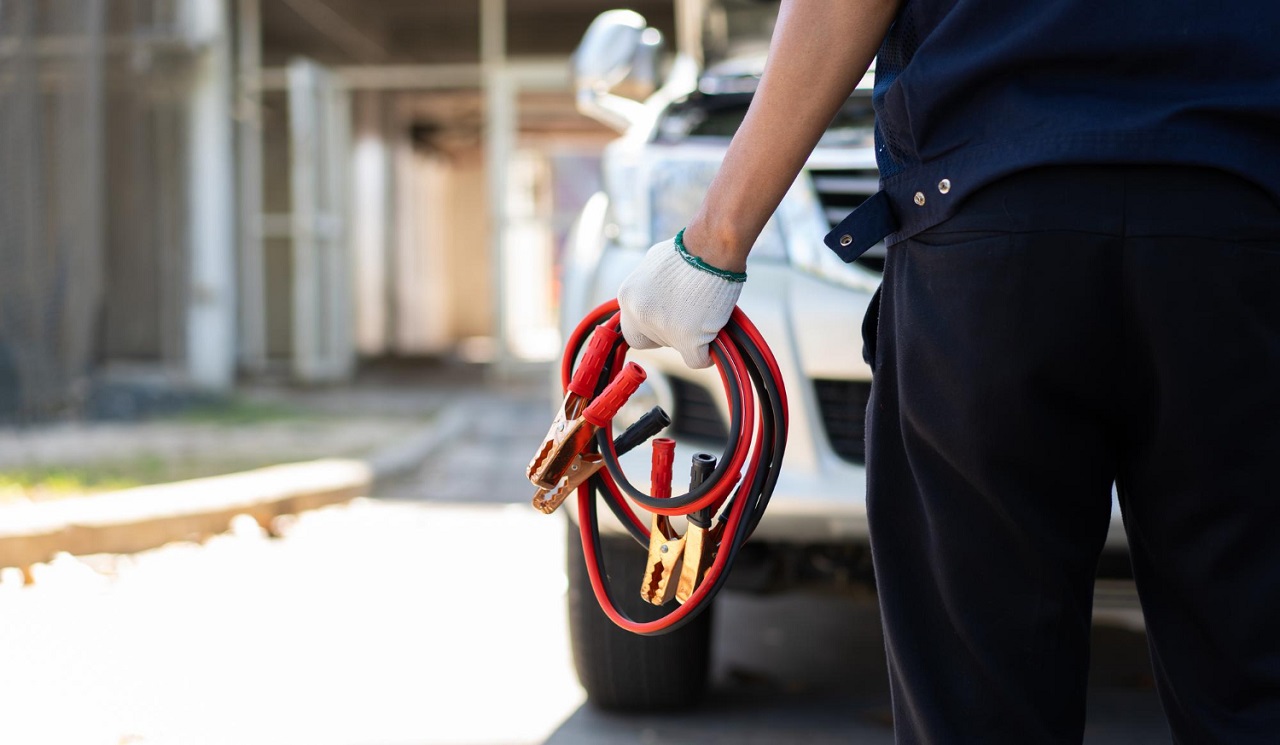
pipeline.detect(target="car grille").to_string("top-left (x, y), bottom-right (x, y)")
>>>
top-left (814, 379), bottom-right (872, 465)
top-left (669, 376), bottom-right (729, 444)
top-left (809, 168), bottom-right (886, 273)
top-left (668, 377), bottom-right (873, 465)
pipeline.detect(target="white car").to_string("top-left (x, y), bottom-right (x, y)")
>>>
top-left (559, 5), bottom-right (1132, 712)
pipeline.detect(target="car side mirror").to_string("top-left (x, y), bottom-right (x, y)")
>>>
top-left (573, 10), bottom-right (666, 132)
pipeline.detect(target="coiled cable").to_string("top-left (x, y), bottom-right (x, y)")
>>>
top-left (562, 299), bottom-right (788, 636)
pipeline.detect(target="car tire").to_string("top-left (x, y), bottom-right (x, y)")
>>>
top-left (566, 526), bottom-right (714, 711)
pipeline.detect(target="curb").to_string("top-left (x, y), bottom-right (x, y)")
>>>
top-left (0, 407), bottom-right (470, 576)
top-left (364, 405), bottom-right (470, 480)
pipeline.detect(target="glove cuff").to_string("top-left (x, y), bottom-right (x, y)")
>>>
top-left (674, 228), bottom-right (747, 283)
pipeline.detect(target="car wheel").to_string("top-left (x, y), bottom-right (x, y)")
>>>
top-left (566, 527), bottom-right (714, 711)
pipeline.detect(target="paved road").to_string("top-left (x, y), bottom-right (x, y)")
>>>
top-left (0, 497), bottom-right (1169, 745)
top-left (0, 371), bottom-right (1172, 744)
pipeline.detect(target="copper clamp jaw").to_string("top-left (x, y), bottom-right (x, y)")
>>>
top-left (641, 449), bottom-right (722, 606)
top-left (640, 439), bottom-right (685, 605)
top-left (527, 325), bottom-right (645, 514)
top-left (531, 324), bottom-right (726, 610)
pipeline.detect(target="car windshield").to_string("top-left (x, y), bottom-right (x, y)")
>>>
top-left (703, 0), bottom-right (778, 64)
top-left (654, 92), bottom-right (876, 147)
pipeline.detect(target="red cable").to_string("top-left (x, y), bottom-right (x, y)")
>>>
top-left (730, 306), bottom-right (789, 422)
top-left (592, 331), bottom-right (755, 517)
top-left (561, 298), bottom-right (782, 635)
top-left (561, 304), bottom-right (754, 516)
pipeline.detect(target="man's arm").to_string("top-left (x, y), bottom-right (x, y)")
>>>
top-left (616, 0), bottom-right (901, 368)
top-left (683, 0), bottom-right (902, 272)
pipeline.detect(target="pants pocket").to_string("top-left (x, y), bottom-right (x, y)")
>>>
top-left (862, 286), bottom-right (883, 368)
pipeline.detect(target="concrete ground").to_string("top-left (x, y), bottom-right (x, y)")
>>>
top-left (0, 499), bottom-right (1169, 745)
top-left (0, 363), bottom-right (1173, 744)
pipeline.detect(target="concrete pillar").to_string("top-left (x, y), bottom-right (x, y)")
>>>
top-left (236, 0), bottom-right (268, 374)
top-left (675, 0), bottom-right (707, 67)
top-left (185, 0), bottom-right (238, 389)
top-left (351, 91), bottom-right (392, 356)
top-left (482, 0), bottom-right (511, 367)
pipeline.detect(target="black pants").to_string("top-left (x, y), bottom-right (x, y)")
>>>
top-left (865, 165), bottom-right (1280, 743)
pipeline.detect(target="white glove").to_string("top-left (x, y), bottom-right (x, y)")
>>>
top-left (617, 232), bottom-right (744, 369)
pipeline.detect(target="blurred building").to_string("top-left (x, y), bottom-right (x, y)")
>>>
top-left (0, 0), bottom-right (677, 421)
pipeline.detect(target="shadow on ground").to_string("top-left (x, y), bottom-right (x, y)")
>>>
top-left (543, 590), bottom-right (1169, 745)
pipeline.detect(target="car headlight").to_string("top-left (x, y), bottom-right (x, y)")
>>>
top-left (648, 155), bottom-right (787, 263)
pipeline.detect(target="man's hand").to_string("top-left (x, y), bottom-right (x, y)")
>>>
top-left (618, 234), bottom-right (743, 369)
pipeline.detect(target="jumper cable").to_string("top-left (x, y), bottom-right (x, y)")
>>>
top-left (528, 299), bottom-right (788, 636)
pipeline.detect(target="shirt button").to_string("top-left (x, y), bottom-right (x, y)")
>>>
top-left (938, 179), bottom-right (951, 194)
top-left (839, 234), bottom-right (853, 247)
top-left (914, 192), bottom-right (926, 206)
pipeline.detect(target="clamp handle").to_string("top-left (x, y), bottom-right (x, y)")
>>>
top-left (612, 406), bottom-right (670, 456)
top-left (687, 453), bottom-right (717, 528)
top-left (650, 438), bottom-right (675, 500)
top-left (582, 362), bottom-right (646, 427)
top-left (567, 325), bottom-right (620, 398)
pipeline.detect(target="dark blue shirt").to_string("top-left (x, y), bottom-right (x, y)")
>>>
top-left (825, 0), bottom-right (1280, 261)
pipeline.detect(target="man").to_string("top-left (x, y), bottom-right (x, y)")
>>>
top-left (618, 0), bottom-right (1280, 741)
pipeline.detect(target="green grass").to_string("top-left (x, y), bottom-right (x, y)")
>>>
top-left (0, 460), bottom-right (155, 501)
top-left (0, 455), bottom-right (283, 503)
top-left (0, 399), bottom-right (430, 504)
top-left (0, 465), bottom-right (145, 494)
top-left (166, 397), bottom-right (324, 425)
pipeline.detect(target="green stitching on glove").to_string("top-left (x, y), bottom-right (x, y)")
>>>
top-left (674, 228), bottom-right (747, 283)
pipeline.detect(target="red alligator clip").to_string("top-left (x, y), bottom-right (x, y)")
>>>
top-left (527, 326), bottom-right (646, 514)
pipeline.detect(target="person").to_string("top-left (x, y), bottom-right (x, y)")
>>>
top-left (617, 0), bottom-right (1280, 741)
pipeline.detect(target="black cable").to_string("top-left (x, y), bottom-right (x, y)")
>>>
top-left (566, 308), bottom-right (787, 635)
